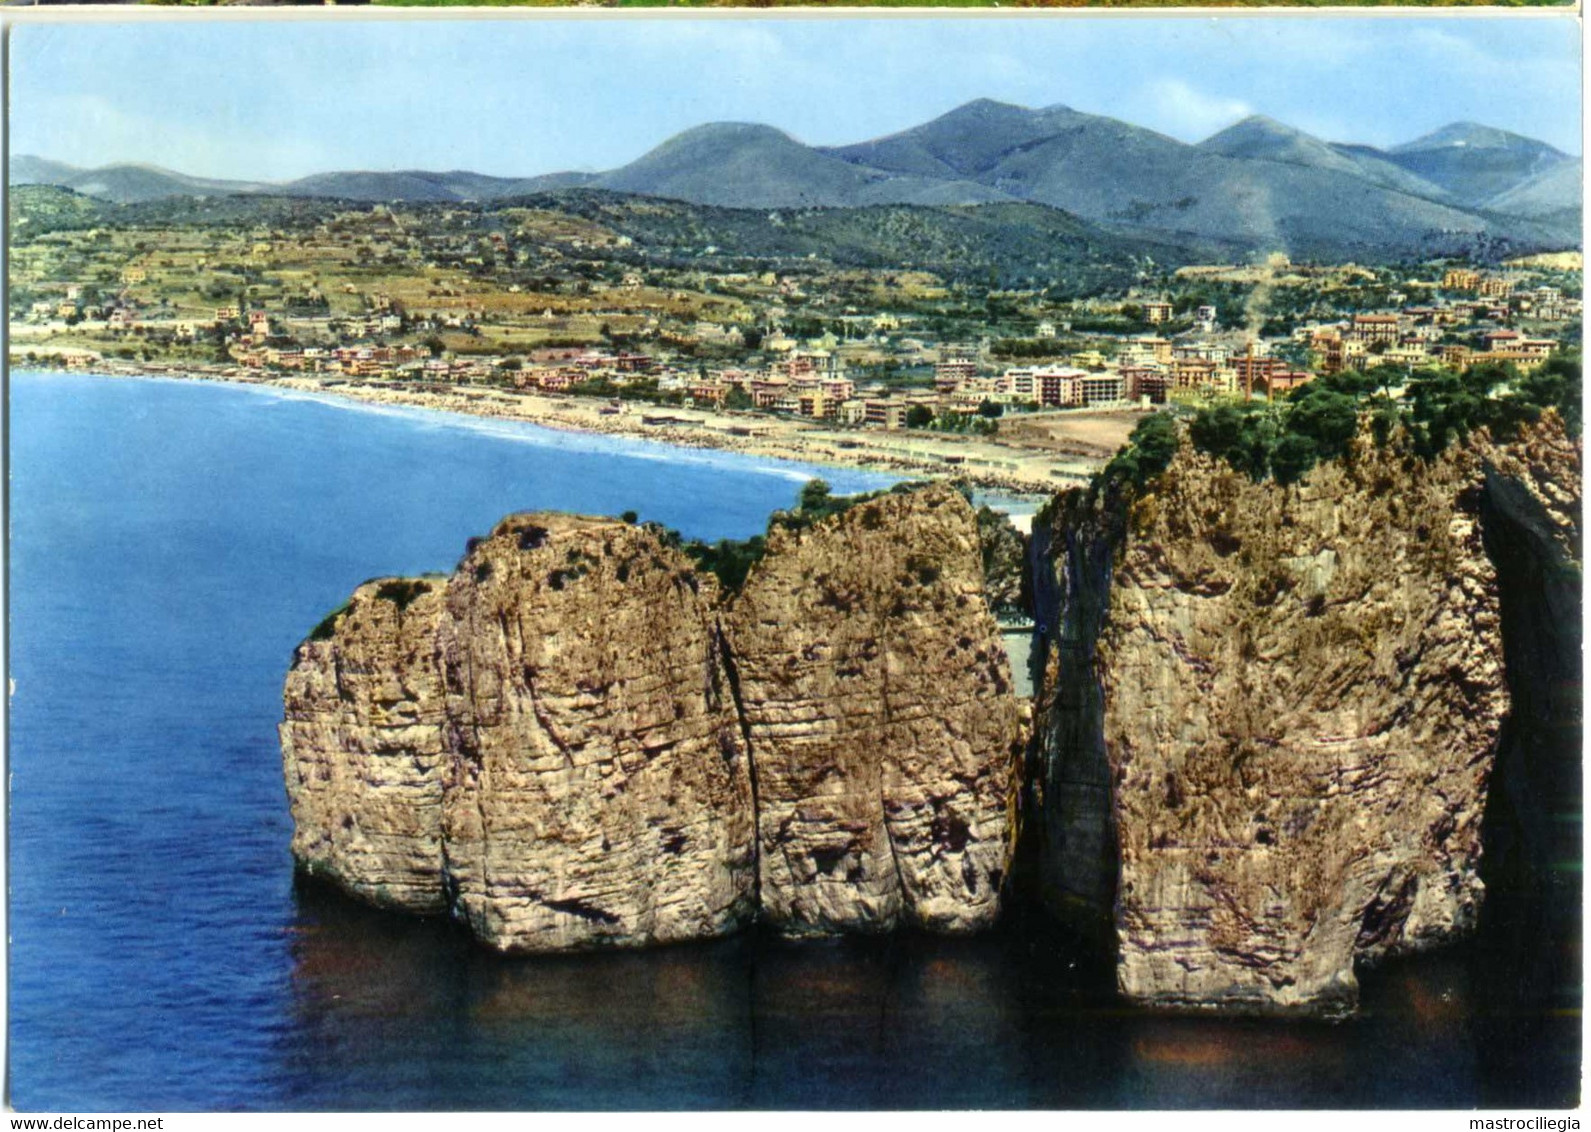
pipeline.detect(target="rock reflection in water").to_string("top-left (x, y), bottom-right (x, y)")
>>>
top-left (278, 880), bottom-right (1550, 1110)
top-left (1113, 954), bottom-right (1477, 1109)
top-left (746, 934), bottom-right (1043, 1108)
top-left (281, 878), bottom-right (755, 1109)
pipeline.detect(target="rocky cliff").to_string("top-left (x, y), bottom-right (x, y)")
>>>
top-left (436, 514), bottom-right (756, 951)
top-left (1030, 415), bottom-right (1579, 1014)
top-left (281, 577), bottom-right (450, 914)
top-left (284, 517), bottom-right (754, 951)
top-left (728, 484), bottom-right (1026, 935)
top-left (282, 418), bottom-right (1573, 1000)
top-left (281, 485), bottom-right (1024, 951)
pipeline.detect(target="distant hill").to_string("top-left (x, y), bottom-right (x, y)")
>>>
top-left (13, 102), bottom-right (1580, 262)
top-left (11, 156), bottom-right (83, 185)
top-left (9, 183), bottom-right (350, 232)
top-left (497, 189), bottom-right (1213, 290)
top-left (499, 171), bottom-right (603, 194)
top-left (1196, 116), bottom-right (1451, 200)
top-left (821, 102), bottom-right (1572, 259)
top-left (9, 158), bottom-right (273, 203)
top-left (529, 106), bottom-right (1581, 258)
top-left (8, 184), bottom-right (110, 231)
top-left (9, 181), bottom-right (1207, 293)
top-left (586, 122), bottom-right (1012, 208)
top-left (821, 99), bottom-right (1098, 179)
top-left (825, 103), bottom-right (1572, 260)
top-left (1386, 122), bottom-right (1573, 208)
top-left (1482, 158), bottom-right (1583, 225)
top-left (279, 170), bottom-right (526, 203)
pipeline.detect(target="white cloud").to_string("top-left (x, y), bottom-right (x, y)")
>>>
top-left (1138, 79), bottom-right (1253, 142)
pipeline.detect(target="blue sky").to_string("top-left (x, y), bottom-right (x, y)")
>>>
top-left (10, 16), bottom-right (1582, 181)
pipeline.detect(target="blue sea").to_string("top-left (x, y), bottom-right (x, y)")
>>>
top-left (6, 371), bottom-right (1577, 1111)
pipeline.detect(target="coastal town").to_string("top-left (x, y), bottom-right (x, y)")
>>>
top-left (9, 188), bottom-right (1582, 491)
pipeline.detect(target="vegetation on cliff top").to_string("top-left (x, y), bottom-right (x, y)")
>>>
top-left (298, 482), bottom-right (949, 651)
top-left (302, 575), bottom-right (448, 648)
top-left (372, 578), bottom-right (435, 613)
top-left (306, 602), bottom-right (351, 644)
top-left (1100, 354), bottom-right (1581, 494)
top-left (647, 478), bottom-right (942, 592)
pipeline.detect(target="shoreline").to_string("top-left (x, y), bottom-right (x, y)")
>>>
top-left (12, 359), bottom-right (1105, 497)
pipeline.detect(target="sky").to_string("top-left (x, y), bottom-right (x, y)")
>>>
top-left (9, 16), bottom-right (1582, 182)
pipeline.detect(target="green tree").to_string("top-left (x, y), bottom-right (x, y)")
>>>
top-left (1270, 433), bottom-right (1319, 486)
top-left (1189, 402), bottom-right (1277, 480)
top-left (800, 479), bottom-right (831, 510)
top-left (1103, 412), bottom-right (1180, 488)
top-left (1515, 354), bottom-right (1581, 435)
top-left (1188, 403), bottom-right (1247, 456)
top-left (1286, 388), bottom-right (1360, 462)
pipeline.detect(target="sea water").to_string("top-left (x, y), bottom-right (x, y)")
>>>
top-left (6, 372), bottom-right (1576, 1111)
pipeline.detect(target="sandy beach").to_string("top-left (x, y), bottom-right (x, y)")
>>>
top-left (13, 359), bottom-right (1136, 496)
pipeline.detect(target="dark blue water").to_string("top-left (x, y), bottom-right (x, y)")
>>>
top-left (7, 372), bottom-right (1578, 1111)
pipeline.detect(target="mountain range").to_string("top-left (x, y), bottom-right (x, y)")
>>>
top-left (13, 100), bottom-right (1581, 261)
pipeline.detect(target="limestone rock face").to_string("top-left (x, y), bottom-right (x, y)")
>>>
top-left (1031, 422), bottom-right (1567, 1013)
top-left (727, 485), bottom-right (1027, 935)
top-left (280, 578), bottom-right (450, 914)
top-left (437, 514), bottom-right (756, 952)
top-left (282, 487), bottom-right (1029, 951)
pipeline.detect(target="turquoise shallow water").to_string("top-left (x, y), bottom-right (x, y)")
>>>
top-left (6, 371), bottom-right (1577, 1111)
